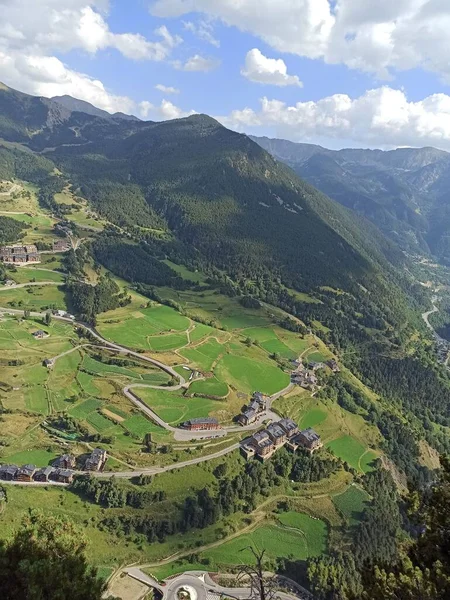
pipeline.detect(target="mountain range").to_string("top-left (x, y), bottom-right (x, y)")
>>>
top-left (252, 135), bottom-right (450, 262)
top-left (0, 83), bottom-right (431, 346)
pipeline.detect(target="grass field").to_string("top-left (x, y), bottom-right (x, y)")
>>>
top-left (326, 436), bottom-right (376, 473)
top-left (0, 284), bottom-right (67, 310)
top-left (1, 448), bottom-right (58, 467)
top-left (276, 511), bottom-right (328, 555)
top-left (180, 339), bottom-right (224, 372)
top-left (69, 398), bottom-right (102, 419)
top-left (136, 387), bottom-right (228, 424)
top-left (332, 485), bottom-right (371, 526)
top-left (7, 268), bottom-right (65, 284)
top-left (188, 378), bottom-right (229, 397)
top-left (203, 522), bottom-right (325, 566)
top-left (97, 304), bottom-right (190, 351)
top-left (216, 354), bottom-right (289, 395)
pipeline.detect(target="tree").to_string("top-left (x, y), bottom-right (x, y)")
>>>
top-left (143, 432), bottom-right (155, 453)
top-left (44, 311), bottom-right (52, 326)
top-left (360, 457), bottom-right (450, 600)
top-left (0, 512), bottom-right (107, 600)
top-left (23, 309), bottom-right (30, 319)
top-left (237, 547), bottom-right (278, 600)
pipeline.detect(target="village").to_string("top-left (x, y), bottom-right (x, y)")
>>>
top-left (0, 448), bottom-right (107, 485)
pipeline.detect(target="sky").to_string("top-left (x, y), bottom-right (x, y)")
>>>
top-left (3, 1), bottom-right (450, 149)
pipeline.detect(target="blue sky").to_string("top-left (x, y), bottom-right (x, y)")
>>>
top-left (2, 1), bottom-right (450, 150)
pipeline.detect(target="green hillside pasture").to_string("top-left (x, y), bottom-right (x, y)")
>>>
top-left (180, 339), bottom-right (223, 372)
top-left (306, 350), bottom-right (329, 363)
top-left (9, 268), bottom-right (64, 284)
top-left (135, 388), bottom-right (221, 425)
top-left (260, 338), bottom-right (296, 359)
top-left (188, 377), bottom-right (228, 397)
top-left (189, 323), bottom-right (215, 343)
top-left (122, 414), bottom-right (163, 437)
top-left (86, 411), bottom-right (116, 433)
top-left (147, 332), bottom-right (188, 352)
top-left (82, 354), bottom-right (168, 385)
top-left (1, 448), bottom-right (58, 467)
top-left (77, 370), bottom-right (101, 396)
top-left (216, 354), bottom-right (289, 395)
top-left (300, 407), bottom-right (328, 429)
top-left (98, 305), bottom-right (189, 350)
top-left (24, 386), bottom-right (48, 414)
top-left (332, 485), bottom-right (371, 526)
top-left (326, 435), bottom-right (376, 473)
top-left (46, 351), bottom-right (82, 411)
top-left (69, 398), bottom-right (102, 419)
top-left (276, 512), bottom-right (328, 556)
top-left (141, 305), bottom-right (190, 332)
top-left (241, 327), bottom-right (296, 359)
top-left (0, 284), bottom-right (66, 310)
top-left (203, 524), bottom-right (322, 566)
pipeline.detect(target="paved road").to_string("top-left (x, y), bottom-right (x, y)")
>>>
top-left (124, 569), bottom-right (309, 600)
top-left (95, 443), bottom-right (240, 479)
top-left (0, 281), bottom-right (59, 290)
top-left (0, 305), bottom-right (296, 478)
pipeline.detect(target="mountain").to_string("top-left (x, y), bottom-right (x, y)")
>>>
top-left (51, 94), bottom-right (141, 122)
top-left (0, 83), bottom-right (430, 347)
top-left (252, 135), bottom-right (450, 262)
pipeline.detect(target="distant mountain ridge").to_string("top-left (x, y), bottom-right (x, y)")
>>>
top-left (252, 135), bottom-right (450, 262)
top-left (51, 95), bottom-right (141, 122)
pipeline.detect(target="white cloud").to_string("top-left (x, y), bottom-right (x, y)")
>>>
top-left (150, 0), bottom-right (450, 82)
top-left (155, 83), bottom-right (180, 94)
top-left (217, 87), bottom-right (450, 150)
top-left (0, 51), bottom-right (135, 114)
top-left (241, 49), bottom-right (302, 87)
top-left (183, 19), bottom-right (220, 47)
top-left (173, 54), bottom-right (220, 72)
top-left (139, 98), bottom-right (196, 120)
top-left (0, 1), bottom-right (183, 115)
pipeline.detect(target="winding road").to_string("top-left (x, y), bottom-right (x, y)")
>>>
top-left (0, 295), bottom-right (298, 478)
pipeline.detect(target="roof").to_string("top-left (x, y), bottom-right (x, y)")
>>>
top-left (300, 428), bottom-right (321, 442)
top-left (0, 464), bottom-right (18, 475)
top-left (36, 466), bottom-right (54, 476)
top-left (185, 417), bottom-right (219, 425)
top-left (56, 469), bottom-right (74, 478)
top-left (249, 400), bottom-right (260, 410)
top-left (257, 438), bottom-right (274, 451)
top-left (279, 418), bottom-right (298, 432)
top-left (242, 408), bottom-right (257, 419)
top-left (18, 464), bottom-right (36, 475)
top-left (253, 391), bottom-right (265, 401)
top-left (252, 430), bottom-right (270, 444)
top-left (33, 330), bottom-right (47, 336)
top-left (267, 423), bottom-right (285, 438)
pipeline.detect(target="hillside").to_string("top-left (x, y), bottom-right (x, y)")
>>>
top-left (252, 135), bottom-right (450, 261)
top-left (1, 82), bottom-right (450, 597)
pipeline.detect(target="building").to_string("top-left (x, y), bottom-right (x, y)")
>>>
top-left (16, 464), bottom-right (37, 482)
top-left (32, 330), bottom-right (49, 340)
top-left (238, 391), bottom-right (266, 426)
top-left (267, 422), bottom-right (287, 447)
top-left (43, 358), bottom-right (54, 368)
top-left (0, 245), bottom-right (40, 265)
top-left (53, 239), bottom-right (70, 252)
top-left (279, 418), bottom-right (299, 439)
top-left (249, 430), bottom-right (275, 459)
top-left (85, 448), bottom-right (107, 471)
top-left (54, 454), bottom-right (76, 469)
top-left (327, 359), bottom-right (340, 373)
top-left (308, 361), bottom-right (326, 371)
top-left (34, 466), bottom-right (55, 482)
top-left (0, 464), bottom-right (18, 480)
top-left (54, 469), bottom-right (74, 484)
top-left (294, 428), bottom-right (323, 452)
top-left (182, 417), bottom-right (220, 431)
top-left (238, 408), bottom-right (258, 426)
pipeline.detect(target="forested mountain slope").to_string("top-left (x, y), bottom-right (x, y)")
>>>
top-left (2, 83), bottom-right (450, 468)
top-left (252, 135), bottom-right (450, 262)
